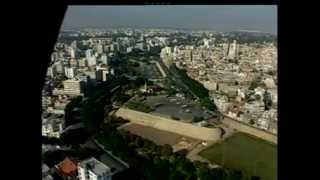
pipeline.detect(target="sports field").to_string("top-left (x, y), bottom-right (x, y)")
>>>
top-left (199, 132), bottom-right (277, 180)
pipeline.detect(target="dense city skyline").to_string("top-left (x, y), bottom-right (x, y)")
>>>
top-left (44, 11), bottom-right (277, 180)
top-left (61, 5), bottom-right (277, 34)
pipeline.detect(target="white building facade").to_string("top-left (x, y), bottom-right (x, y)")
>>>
top-left (78, 158), bottom-right (112, 180)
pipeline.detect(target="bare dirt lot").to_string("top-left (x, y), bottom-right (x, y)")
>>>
top-left (115, 108), bottom-right (221, 141)
top-left (119, 123), bottom-right (200, 152)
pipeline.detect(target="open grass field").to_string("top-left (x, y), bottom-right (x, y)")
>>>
top-left (199, 132), bottom-right (277, 180)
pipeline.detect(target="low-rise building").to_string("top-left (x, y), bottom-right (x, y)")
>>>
top-left (56, 158), bottom-right (78, 180)
top-left (78, 157), bottom-right (113, 180)
top-left (42, 113), bottom-right (65, 138)
top-left (42, 163), bottom-right (54, 180)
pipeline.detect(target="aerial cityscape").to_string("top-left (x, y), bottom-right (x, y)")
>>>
top-left (42, 5), bottom-right (277, 180)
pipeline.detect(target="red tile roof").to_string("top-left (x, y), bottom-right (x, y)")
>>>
top-left (56, 158), bottom-right (78, 176)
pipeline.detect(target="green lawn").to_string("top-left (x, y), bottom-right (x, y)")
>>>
top-left (199, 132), bottom-right (277, 180)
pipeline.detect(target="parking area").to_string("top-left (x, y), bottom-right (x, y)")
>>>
top-left (132, 62), bottom-right (163, 80)
top-left (141, 95), bottom-right (213, 121)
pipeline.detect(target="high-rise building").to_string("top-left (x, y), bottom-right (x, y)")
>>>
top-left (110, 44), bottom-right (115, 52)
top-left (54, 62), bottom-right (64, 74)
top-left (100, 54), bottom-right (108, 65)
top-left (47, 67), bottom-right (54, 78)
top-left (87, 56), bottom-right (97, 67)
top-left (64, 67), bottom-right (74, 79)
top-left (160, 46), bottom-right (172, 58)
top-left (203, 38), bottom-right (210, 48)
top-left (86, 49), bottom-right (93, 59)
top-left (126, 47), bottom-right (133, 53)
top-left (71, 40), bottom-right (77, 50)
top-left (68, 47), bottom-right (76, 59)
top-left (96, 44), bottom-right (104, 54)
top-left (160, 47), bottom-right (173, 67)
top-left (51, 52), bottom-right (59, 62)
top-left (78, 157), bottom-right (112, 180)
top-left (227, 40), bottom-right (238, 60)
top-left (96, 65), bottom-right (109, 82)
top-left (63, 79), bottom-right (83, 96)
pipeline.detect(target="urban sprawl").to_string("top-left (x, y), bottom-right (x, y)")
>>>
top-left (42, 28), bottom-right (277, 180)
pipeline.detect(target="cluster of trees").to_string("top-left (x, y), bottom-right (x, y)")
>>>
top-left (64, 96), bottom-right (83, 126)
top-left (110, 88), bottom-right (131, 105)
top-left (95, 117), bottom-right (246, 180)
top-left (81, 77), bottom-right (130, 133)
top-left (193, 116), bottom-right (204, 122)
top-left (171, 65), bottom-right (209, 99)
top-left (227, 32), bottom-right (276, 44)
top-left (170, 65), bottom-right (217, 111)
top-left (200, 97), bottom-right (218, 111)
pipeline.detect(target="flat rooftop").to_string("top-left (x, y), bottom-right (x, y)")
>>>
top-left (80, 157), bottom-right (110, 176)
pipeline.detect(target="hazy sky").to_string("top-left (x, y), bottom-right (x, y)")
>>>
top-left (61, 5), bottom-right (277, 34)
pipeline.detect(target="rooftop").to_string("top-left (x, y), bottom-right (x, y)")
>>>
top-left (56, 158), bottom-right (78, 176)
top-left (80, 157), bottom-right (111, 176)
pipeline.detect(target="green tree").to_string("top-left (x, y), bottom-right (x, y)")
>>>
top-left (197, 166), bottom-right (213, 180)
top-left (193, 116), bottom-right (204, 122)
top-left (64, 96), bottom-right (82, 126)
top-left (200, 97), bottom-right (217, 111)
top-left (160, 144), bottom-right (173, 157)
top-left (251, 176), bottom-right (261, 180)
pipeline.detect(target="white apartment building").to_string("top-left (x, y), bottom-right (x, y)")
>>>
top-left (63, 79), bottom-right (83, 96)
top-left (96, 44), bottom-right (104, 54)
top-left (68, 46), bottom-right (76, 59)
top-left (160, 46), bottom-right (172, 58)
top-left (227, 40), bottom-right (238, 60)
top-left (64, 67), bottom-right (74, 79)
top-left (86, 49), bottom-right (93, 59)
top-left (54, 62), bottom-right (64, 74)
top-left (42, 163), bottom-right (54, 180)
top-left (78, 157), bottom-right (112, 180)
top-left (42, 114), bottom-right (65, 138)
top-left (100, 54), bottom-right (108, 65)
top-left (47, 67), bottom-right (54, 78)
top-left (87, 56), bottom-right (97, 67)
top-left (126, 47), bottom-right (133, 53)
